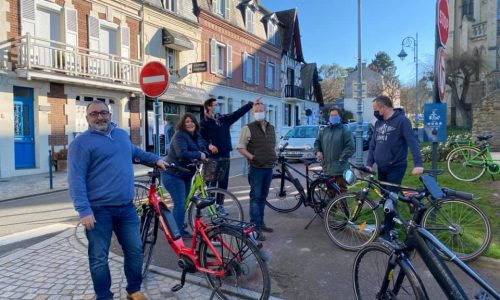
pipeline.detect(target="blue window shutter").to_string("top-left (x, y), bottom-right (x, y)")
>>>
top-left (265, 60), bottom-right (269, 88)
top-left (210, 39), bottom-right (216, 74)
top-left (242, 52), bottom-right (247, 83)
top-left (274, 62), bottom-right (279, 90)
top-left (226, 45), bottom-right (232, 78)
top-left (255, 56), bottom-right (259, 85)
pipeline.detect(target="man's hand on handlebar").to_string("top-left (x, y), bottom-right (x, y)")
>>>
top-left (155, 159), bottom-right (168, 171)
top-left (316, 151), bottom-right (323, 161)
top-left (412, 167), bottom-right (424, 175)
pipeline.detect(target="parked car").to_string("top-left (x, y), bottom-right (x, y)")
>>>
top-left (346, 122), bottom-right (374, 151)
top-left (277, 125), bottom-right (323, 160)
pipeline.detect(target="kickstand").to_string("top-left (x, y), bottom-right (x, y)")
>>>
top-left (304, 213), bottom-right (319, 230)
top-left (171, 269), bottom-right (187, 292)
top-left (490, 173), bottom-right (495, 181)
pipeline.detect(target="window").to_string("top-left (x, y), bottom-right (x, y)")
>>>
top-left (265, 61), bottom-right (278, 90)
top-left (267, 21), bottom-right (277, 44)
top-left (243, 53), bottom-right (259, 84)
top-left (462, 0), bottom-right (474, 18)
top-left (228, 98), bottom-right (233, 113)
top-left (210, 39), bottom-right (232, 77)
top-left (245, 7), bottom-right (255, 33)
top-left (167, 47), bottom-right (177, 73)
top-left (284, 103), bottom-right (292, 127)
top-left (214, 0), bottom-right (229, 19)
top-left (162, 0), bottom-right (176, 12)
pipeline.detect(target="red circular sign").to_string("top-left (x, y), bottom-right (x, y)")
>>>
top-left (436, 47), bottom-right (446, 101)
top-left (140, 61), bottom-right (170, 97)
top-left (438, 0), bottom-right (449, 46)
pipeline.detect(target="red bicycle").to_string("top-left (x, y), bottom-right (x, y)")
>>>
top-left (139, 166), bottom-right (271, 299)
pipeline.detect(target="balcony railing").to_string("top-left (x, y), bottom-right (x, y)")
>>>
top-left (471, 21), bottom-right (487, 40)
top-left (4, 34), bottom-right (142, 86)
top-left (284, 84), bottom-right (305, 100)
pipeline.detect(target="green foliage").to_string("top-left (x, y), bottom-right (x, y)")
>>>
top-left (370, 51), bottom-right (397, 77)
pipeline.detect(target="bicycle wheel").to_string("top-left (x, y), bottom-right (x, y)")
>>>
top-left (199, 226), bottom-right (271, 300)
top-left (353, 242), bottom-right (427, 300)
top-left (447, 147), bottom-right (487, 182)
top-left (324, 193), bottom-right (380, 251)
top-left (422, 198), bottom-right (492, 262)
top-left (187, 188), bottom-right (244, 231)
top-left (140, 209), bottom-right (158, 279)
top-left (310, 178), bottom-right (338, 218)
top-left (134, 182), bottom-right (149, 218)
top-left (265, 174), bottom-right (302, 213)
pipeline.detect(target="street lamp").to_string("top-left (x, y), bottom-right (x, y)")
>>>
top-left (398, 33), bottom-right (419, 138)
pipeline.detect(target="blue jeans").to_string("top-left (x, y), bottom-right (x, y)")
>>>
top-left (85, 203), bottom-right (142, 300)
top-left (378, 164), bottom-right (407, 238)
top-left (162, 172), bottom-right (192, 235)
top-left (248, 167), bottom-right (273, 231)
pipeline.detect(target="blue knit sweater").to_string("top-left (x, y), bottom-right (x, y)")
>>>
top-left (68, 124), bottom-right (160, 217)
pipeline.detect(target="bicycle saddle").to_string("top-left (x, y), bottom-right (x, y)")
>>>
top-left (477, 135), bottom-right (492, 141)
top-left (191, 195), bottom-right (216, 209)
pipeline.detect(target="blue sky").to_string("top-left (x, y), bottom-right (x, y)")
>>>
top-left (263, 0), bottom-right (437, 85)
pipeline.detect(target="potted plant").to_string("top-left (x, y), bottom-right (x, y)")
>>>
top-left (55, 148), bottom-right (68, 171)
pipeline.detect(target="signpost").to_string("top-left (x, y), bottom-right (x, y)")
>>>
top-left (424, 103), bottom-right (447, 142)
top-left (437, 0), bottom-right (449, 46)
top-left (436, 47), bottom-right (446, 101)
top-left (140, 61), bottom-right (170, 156)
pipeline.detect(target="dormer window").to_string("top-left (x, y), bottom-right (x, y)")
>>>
top-left (245, 6), bottom-right (255, 33)
top-left (213, 0), bottom-right (230, 19)
top-left (162, 0), bottom-right (176, 12)
top-left (266, 15), bottom-right (278, 45)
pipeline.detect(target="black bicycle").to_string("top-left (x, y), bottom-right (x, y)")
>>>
top-left (265, 143), bottom-right (341, 228)
top-left (347, 169), bottom-right (500, 300)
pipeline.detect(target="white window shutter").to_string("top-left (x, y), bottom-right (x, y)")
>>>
top-left (20, 0), bottom-right (36, 36)
top-left (88, 15), bottom-right (100, 52)
top-left (226, 45), bottom-right (232, 78)
top-left (120, 26), bottom-right (130, 59)
top-left (210, 39), bottom-right (216, 74)
top-left (255, 56), bottom-right (259, 85)
top-left (224, 0), bottom-right (230, 19)
top-left (213, 0), bottom-right (218, 13)
top-left (65, 8), bottom-right (78, 47)
top-left (274, 62), bottom-right (279, 91)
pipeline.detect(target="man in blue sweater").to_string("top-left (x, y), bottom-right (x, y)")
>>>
top-left (200, 97), bottom-right (256, 213)
top-left (68, 100), bottom-right (167, 300)
top-left (366, 95), bottom-right (423, 238)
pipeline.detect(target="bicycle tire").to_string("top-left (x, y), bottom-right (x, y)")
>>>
top-left (422, 198), bottom-right (492, 262)
top-left (265, 174), bottom-right (303, 213)
top-left (324, 192), bottom-right (380, 251)
top-left (199, 226), bottom-right (271, 300)
top-left (353, 242), bottom-right (428, 300)
top-left (133, 182), bottom-right (149, 218)
top-left (187, 187), bottom-right (244, 231)
top-left (447, 147), bottom-right (487, 182)
top-left (140, 209), bottom-right (158, 279)
top-left (309, 177), bottom-right (338, 218)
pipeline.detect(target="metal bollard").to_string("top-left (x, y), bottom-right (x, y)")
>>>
top-left (49, 150), bottom-right (53, 189)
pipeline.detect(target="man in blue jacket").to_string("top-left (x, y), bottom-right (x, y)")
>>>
top-left (68, 100), bottom-right (167, 300)
top-left (366, 95), bottom-right (424, 238)
top-left (200, 97), bottom-right (257, 213)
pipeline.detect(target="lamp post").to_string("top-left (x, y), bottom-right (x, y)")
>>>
top-left (398, 33), bottom-right (419, 138)
top-left (355, 0), bottom-right (364, 167)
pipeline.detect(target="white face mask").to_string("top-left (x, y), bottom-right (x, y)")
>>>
top-left (254, 112), bottom-right (266, 121)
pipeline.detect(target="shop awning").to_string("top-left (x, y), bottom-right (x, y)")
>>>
top-left (162, 28), bottom-right (194, 51)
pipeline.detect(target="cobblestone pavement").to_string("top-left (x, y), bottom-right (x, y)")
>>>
top-left (0, 227), bottom-right (225, 300)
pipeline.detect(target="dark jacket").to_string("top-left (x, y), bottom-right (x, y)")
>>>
top-left (314, 124), bottom-right (355, 176)
top-left (164, 130), bottom-right (207, 178)
top-left (200, 102), bottom-right (253, 156)
top-left (247, 121), bottom-right (277, 168)
top-left (366, 108), bottom-right (423, 171)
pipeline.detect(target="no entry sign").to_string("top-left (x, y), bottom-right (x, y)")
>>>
top-left (140, 61), bottom-right (170, 97)
top-left (437, 0), bottom-right (449, 46)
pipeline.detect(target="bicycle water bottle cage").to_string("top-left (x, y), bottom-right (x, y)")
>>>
top-left (419, 175), bottom-right (445, 200)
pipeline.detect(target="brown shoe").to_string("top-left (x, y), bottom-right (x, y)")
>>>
top-left (127, 291), bottom-right (148, 300)
top-left (255, 232), bottom-right (266, 241)
top-left (261, 224), bottom-right (274, 233)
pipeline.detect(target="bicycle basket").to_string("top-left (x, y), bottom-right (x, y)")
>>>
top-left (202, 158), bottom-right (229, 182)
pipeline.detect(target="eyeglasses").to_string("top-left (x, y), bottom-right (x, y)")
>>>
top-left (88, 111), bottom-right (110, 118)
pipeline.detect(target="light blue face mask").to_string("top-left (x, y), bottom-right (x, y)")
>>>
top-left (214, 106), bottom-right (221, 114)
top-left (329, 115), bottom-right (341, 125)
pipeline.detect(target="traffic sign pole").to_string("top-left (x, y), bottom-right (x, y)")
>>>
top-left (155, 97), bottom-right (160, 156)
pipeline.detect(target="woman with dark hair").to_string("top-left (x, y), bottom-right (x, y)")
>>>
top-left (162, 113), bottom-right (208, 238)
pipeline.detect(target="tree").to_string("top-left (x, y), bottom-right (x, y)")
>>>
top-left (367, 52), bottom-right (401, 101)
top-left (399, 78), bottom-right (433, 116)
top-left (371, 51), bottom-right (397, 77)
top-left (319, 63), bottom-right (347, 103)
top-left (445, 52), bottom-right (484, 128)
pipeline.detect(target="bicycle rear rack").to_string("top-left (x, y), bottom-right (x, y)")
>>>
top-left (211, 217), bottom-right (255, 233)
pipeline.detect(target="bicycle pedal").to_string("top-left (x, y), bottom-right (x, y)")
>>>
top-left (171, 283), bottom-right (183, 292)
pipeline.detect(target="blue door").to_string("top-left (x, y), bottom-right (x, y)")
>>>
top-left (14, 86), bottom-right (35, 169)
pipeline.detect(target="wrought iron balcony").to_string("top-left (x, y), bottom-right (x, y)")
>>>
top-left (284, 84), bottom-right (305, 100)
top-left (0, 34), bottom-right (142, 90)
top-left (471, 21), bottom-right (487, 40)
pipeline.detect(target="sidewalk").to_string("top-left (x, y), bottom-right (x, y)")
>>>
top-left (0, 164), bottom-right (151, 202)
top-left (0, 226), bottom-right (222, 300)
